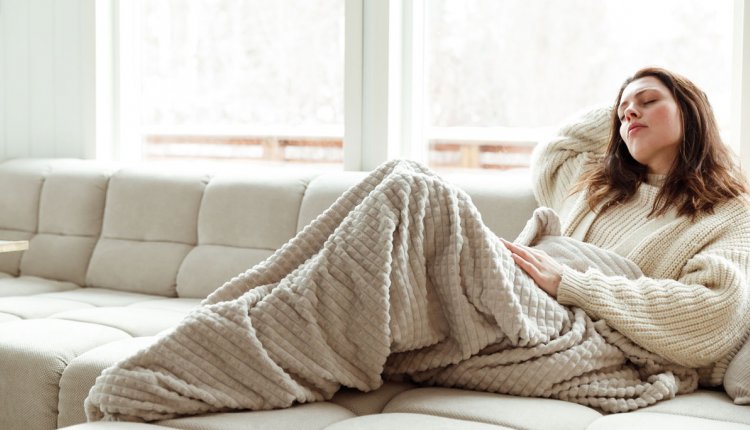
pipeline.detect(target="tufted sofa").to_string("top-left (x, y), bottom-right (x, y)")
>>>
top-left (0, 157), bottom-right (748, 430)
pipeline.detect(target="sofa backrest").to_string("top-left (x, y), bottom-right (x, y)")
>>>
top-left (85, 167), bottom-right (209, 297)
top-left (0, 158), bottom-right (538, 300)
top-left (176, 171), bottom-right (315, 298)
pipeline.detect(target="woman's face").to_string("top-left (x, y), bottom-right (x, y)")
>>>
top-left (616, 76), bottom-right (683, 175)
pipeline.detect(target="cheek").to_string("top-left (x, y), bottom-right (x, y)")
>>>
top-left (654, 106), bottom-right (683, 139)
top-left (619, 123), bottom-right (628, 142)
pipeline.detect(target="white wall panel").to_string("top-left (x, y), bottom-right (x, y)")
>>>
top-left (3, 0), bottom-right (31, 157)
top-left (0, 0), bottom-right (95, 159)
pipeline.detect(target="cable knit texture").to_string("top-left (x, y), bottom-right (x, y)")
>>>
top-left (86, 160), bottom-right (700, 422)
top-left (531, 105), bottom-right (750, 386)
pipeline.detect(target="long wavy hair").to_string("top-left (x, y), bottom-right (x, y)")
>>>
top-left (575, 67), bottom-right (748, 219)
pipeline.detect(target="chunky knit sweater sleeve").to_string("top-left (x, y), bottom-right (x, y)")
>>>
top-left (557, 200), bottom-right (750, 369)
top-left (531, 105), bottom-right (612, 210)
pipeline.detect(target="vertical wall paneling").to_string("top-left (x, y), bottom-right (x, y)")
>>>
top-left (80, 0), bottom-right (96, 158)
top-left (4, 0), bottom-right (31, 157)
top-left (0, 0), bottom-right (6, 157)
top-left (28, 0), bottom-right (56, 156)
top-left (54, 0), bottom-right (82, 158)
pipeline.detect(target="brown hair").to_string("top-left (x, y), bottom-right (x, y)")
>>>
top-left (576, 67), bottom-right (748, 219)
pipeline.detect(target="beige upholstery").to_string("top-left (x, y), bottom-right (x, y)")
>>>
top-left (324, 413), bottom-right (513, 429)
top-left (0, 295), bottom-right (93, 318)
top-left (159, 403), bottom-right (355, 430)
top-left (21, 166), bottom-right (110, 284)
top-left (176, 173), bottom-right (311, 298)
top-left (0, 320), bottom-right (130, 430)
top-left (59, 337), bottom-right (159, 428)
top-left (0, 159), bottom-right (50, 274)
top-left (383, 387), bottom-right (602, 430)
top-left (587, 413), bottom-right (750, 430)
top-left (86, 169), bottom-right (208, 296)
top-left (50, 306), bottom-right (190, 336)
top-left (0, 275), bottom-right (80, 296)
top-left (0, 158), bottom-right (746, 430)
top-left (636, 391), bottom-right (750, 425)
top-left (330, 382), bottom-right (417, 416)
top-left (296, 172), bottom-right (367, 231)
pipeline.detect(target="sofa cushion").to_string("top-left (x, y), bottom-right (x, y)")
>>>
top-left (176, 246), bottom-right (272, 299)
top-left (296, 172), bottom-right (367, 232)
top-left (0, 159), bottom-right (51, 275)
top-left (87, 238), bottom-right (193, 296)
top-left (330, 382), bottom-right (417, 416)
top-left (324, 412), bottom-right (513, 430)
top-left (383, 387), bottom-right (602, 430)
top-left (86, 168), bottom-right (208, 296)
top-left (175, 173), bottom-right (311, 298)
top-left (33, 287), bottom-right (164, 306)
top-left (0, 295), bottom-right (93, 319)
top-left (445, 171), bottom-right (537, 240)
top-left (637, 390), bottom-right (750, 425)
top-left (59, 337), bottom-right (158, 428)
top-left (22, 234), bottom-right (98, 285)
top-left (0, 275), bottom-right (80, 297)
top-left (21, 166), bottom-right (110, 284)
top-left (50, 306), bottom-right (190, 337)
top-left (586, 412), bottom-right (750, 430)
top-left (158, 403), bottom-right (355, 430)
top-left (0, 319), bottom-right (130, 430)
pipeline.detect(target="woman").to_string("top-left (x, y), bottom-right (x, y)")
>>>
top-left (87, 68), bottom-right (749, 421)
top-left (504, 67), bottom-right (750, 385)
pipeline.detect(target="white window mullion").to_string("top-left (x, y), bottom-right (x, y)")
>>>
top-left (344, 0), bottom-right (403, 171)
top-left (400, 0), bottom-right (427, 165)
top-left (733, 0), bottom-right (750, 174)
top-left (343, 0), bottom-right (364, 170)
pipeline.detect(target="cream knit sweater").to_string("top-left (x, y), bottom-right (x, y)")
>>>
top-left (531, 106), bottom-right (750, 385)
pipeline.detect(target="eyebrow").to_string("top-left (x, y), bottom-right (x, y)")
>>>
top-left (617, 88), bottom-right (659, 113)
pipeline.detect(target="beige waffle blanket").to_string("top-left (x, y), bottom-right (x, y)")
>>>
top-left (85, 160), bottom-right (698, 422)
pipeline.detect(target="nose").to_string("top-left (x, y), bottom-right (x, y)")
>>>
top-left (622, 104), bottom-right (640, 121)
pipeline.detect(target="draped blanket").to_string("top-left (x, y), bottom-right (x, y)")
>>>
top-left (85, 160), bottom-right (698, 422)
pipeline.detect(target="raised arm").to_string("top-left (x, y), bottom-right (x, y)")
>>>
top-left (531, 105), bottom-right (612, 211)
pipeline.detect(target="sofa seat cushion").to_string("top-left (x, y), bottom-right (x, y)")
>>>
top-left (324, 412), bottom-right (513, 430)
top-left (60, 337), bottom-right (159, 428)
top-left (586, 412), bottom-right (750, 430)
top-left (383, 387), bottom-right (602, 430)
top-left (635, 390), bottom-right (750, 425)
top-left (0, 312), bottom-right (20, 322)
top-left (329, 382), bottom-right (417, 416)
top-left (50, 306), bottom-right (190, 336)
top-left (0, 275), bottom-right (80, 296)
top-left (0, 295), bottom-right (94, 318)
top-left (158, 403), bottom-right (355, 430)
top-left (0, 319), bottom-right (131, 430)
top-left (33, 287), bottom-right (166, 306)
top-left (128, 298), bottom-right (202, 313)
top-left (61, 424), bottom-right (171, 430)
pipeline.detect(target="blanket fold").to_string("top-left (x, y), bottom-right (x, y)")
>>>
top-left (85, 160), bottom-right (698, 422)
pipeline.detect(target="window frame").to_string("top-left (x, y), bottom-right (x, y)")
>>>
top-left (98, 0), bottom-right (750, 173)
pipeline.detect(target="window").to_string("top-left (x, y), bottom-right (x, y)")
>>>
top-left (128, 0), bottom-right (345, 168)
top-left (425, 0), bottom-right (735, 171)
top-left (107, 1), bottom-right (747, 172)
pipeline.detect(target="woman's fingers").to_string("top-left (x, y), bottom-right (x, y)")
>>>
top-left (501, 239), bottom-right (542, 265)
top-left (501, 237), bottom-right (561, 298)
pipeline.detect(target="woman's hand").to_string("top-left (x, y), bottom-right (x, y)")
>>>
top-left (500, 238), bottom-right (563, 298)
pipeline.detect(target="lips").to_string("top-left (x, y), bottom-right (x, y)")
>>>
top-left (628, 123), bottom-right (646, 135)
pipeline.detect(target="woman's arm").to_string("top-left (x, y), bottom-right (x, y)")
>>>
top-left (557, 230), bottom-right (750, 369)
top-left (531, 106), bottom-right (612, 211)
